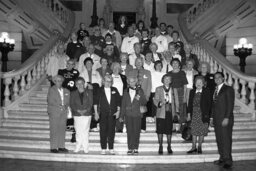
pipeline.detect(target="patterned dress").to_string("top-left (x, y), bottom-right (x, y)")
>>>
top-left (191, 92), bottom-right (208, 136)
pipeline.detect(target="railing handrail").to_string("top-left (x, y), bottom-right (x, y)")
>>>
top-left (178, 12), bottom-right (256, 82)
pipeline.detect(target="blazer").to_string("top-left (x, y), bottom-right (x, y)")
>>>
top-left (96, 86), bottom-right (121, 116)
top-left (47, 85), bottom-right (70, 115)
top-left (121, 64), bottom-right (133, 77)
top-left (96, 67), bottom-right (112, 78)
top-left (187, 87), bottom-right (211, 123)
top-left (120, 88), bottom-right (147, 119)
top-left (154, 86), bottom-right (177, 119)
top-left (128, 69), bottom-right (152, 101)
top-left (70, 89), bottom-right (93, 116)
top-left (211, 84), bottom-right (235, 123)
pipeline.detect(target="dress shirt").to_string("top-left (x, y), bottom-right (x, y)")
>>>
top-left (112, 74), bottom-right (124, 96)
top-left (104, 87), bottom-right (111, 104)
top-left (121, 36), bottom-right (139, 54)
top-left (186, 70), bottom-right (194, 89)
top-left (165, 35), bottom-right (173, 44)
top-left (151, 71), bottom-right (165, 92)
top-left (163, 87), bottom-right (172, 103)
top-left (195, 89), bottom-right (202, 93)
top-left (58, 88), bottom-right (64, 105)
top-left (120, 65), bottom-right (126, 75)
top-left (143, 62), bottom-right (154, 73)
top-left (129, 88), bottom-right (136, 102)
top-left (151, 35), bottom-right (168, 53)
top-left (217, 83), bottom-right (224, 94)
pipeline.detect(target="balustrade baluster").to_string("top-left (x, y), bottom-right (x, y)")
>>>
top-left (37, 62), bottom-right (42, 80)
top-left (240, 80), bottom-right (247, 104)
top-left (41, 58), bottom-right (45, 75)
top-left (248, 82), bottom-right (255, 110)
top-left (233, 77), bottom-right (240, 98)
top-left (4, 78), bottom-right (12, 106)
top-left (209, 57), bottom-right (214, 73)
top-left (223, 70), bottom-right (227, 81)
top-left (217, 64), bottom-right (222, 72)
top-left (227, 72), bottom-right (233, 86)
top-left (13, 76), bottom-right (20, 100)
top-left (20, 73), bottom-right (26, 95)
top-left (32, 66), bottom-right (37, 84)
top-left (26, 70), bottom-right (32, 90)
top-left (213, 61), bottom-right (218, 73)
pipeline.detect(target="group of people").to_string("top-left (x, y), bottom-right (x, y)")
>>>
top-left (46, 16), bottom-right (235, 169)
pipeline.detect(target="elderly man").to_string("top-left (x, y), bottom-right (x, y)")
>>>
top-left (121, 26), bottom-right (139, 55)
top-left (128, 58), bottom-right (152, 132)
top-left (47, 75), bottom-right (70, 153)
top-left (102, 22), bottom-right (122, 48)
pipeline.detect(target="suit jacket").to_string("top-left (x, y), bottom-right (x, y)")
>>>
top-left (47, 85), bottom-right (70, 115)
top-left (211, 84), bottom-right (235, 124)
top-left (121, 64), bottom-right (133, 77)
top-left (154, 86), bottom-right (177, 119)
top-left (187, 88), bottom-right (211, 123)
top-left (96, 67), bottom-right (112, 78)
top-left (120, 88), bottom-right (147, 118)
top-left (96, 86), bottom-right (121, 117)
top-left (70, 89), bottom-right (93, 116)
top-left (128, 68), bottom-right (152, 101)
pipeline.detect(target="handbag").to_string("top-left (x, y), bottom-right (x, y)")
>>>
top-left (181, 122), bottom-right (192, 141)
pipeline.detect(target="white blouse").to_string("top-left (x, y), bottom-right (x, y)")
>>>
top-left (112, 74), bottom-right (124, 96)
top-left (151, 71), bottom-right (165, 92)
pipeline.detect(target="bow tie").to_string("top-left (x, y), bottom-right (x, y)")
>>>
top-left (129, 87), bottom-right (136, 90)
top-left (196, 89), bottom-right (202, 93)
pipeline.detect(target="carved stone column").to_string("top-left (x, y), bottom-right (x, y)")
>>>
top-left (90, 0), bottom-right (99, 27)
top-left (137, 0), bottom-right (145, 22)
top-left (103, 0), bottom-right (113, 26)
top-left (150, 0), bottom-right (158, 28)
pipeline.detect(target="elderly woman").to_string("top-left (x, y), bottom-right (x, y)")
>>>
top-left (111, 62), bottom-right (127, 132)
top-left (46, 44), bottom-right (69, 85)
top-left (47, 75), bottom-right (70, 153)
top-left (120, 75), bottom-right (147, 155)
top-left (96, 57), bottom-right (112, 78)
top-left (94, 75), bottom-right (121, 155)
top-left (167, 58), bottom-right (188, 132)
top-left (154, 74), bottom-right (176, 154)
top-left (187, 76), bottom-right (211, 154)
top-left (70, 77), bottom-right (93, 153)
top-left (120, 53), bottom-right (133, 76)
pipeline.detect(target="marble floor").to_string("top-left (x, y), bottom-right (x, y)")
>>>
top-left (1, 159), bottom-right (256, 171)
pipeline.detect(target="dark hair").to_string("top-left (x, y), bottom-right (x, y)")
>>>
top-left (75, 77), bottom-right (85, 83)
top-left (118, 15), bottom-right (128, 25)
top-left (79, 22), bottom-right (85, 26)
top-left (136, 20), bottom-right (145, 30)
top-left (214, 72), bottom-right (225, 78)
top-left (105, 33), bottom-right (112, 39)
top-left (171, 58), bottom-right (181, 66)
top-left (100, 57), bottom-right (108, 64)
top-left (168, 41), bottom-right (176, 48)
top-left (154, 60), bottom-right (163, 70)
top-left (83, 57), bottom-right (94, 66)
top-left (141, 28), bottom-right (149, 34)
top-left (171, 30), bottom-right (180, 37)
top-left (160, 22), bottom-right (166, 27)
top-left (98, 18), bottom-right (105, 25)
top-left (167, 25), bottom-right (174, 29)
top-left (161, 74), bottom-right (171, 84)
top-left (194, 75), bottom-right (205, 85)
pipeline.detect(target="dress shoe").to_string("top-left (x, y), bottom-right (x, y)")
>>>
top-left (167, 146), bottom-right (173, 154)
top-left (223, 164), bottom-right (232, 169)
top-left (58, 148), bottom-right (68, 153)
top-left (213, 160), bottom-right (224, 166)
top-left (109, 149), bottom-right (115, 155)
top-left (187, 148), bottom-right (197, 154)
top-left (50, 149), bottom-right (59, 153)
top-left (127, 150), bottom-right (133, 155)
top-left (197, 147), bottom-right (202, 154)
top-left (101, 149), bottom-right (106, 155)
top-left (158, 145), bottom-right (163, 154)
top-left (133, 149), bottom-right (138, 155)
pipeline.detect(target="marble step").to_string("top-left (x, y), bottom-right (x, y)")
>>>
top-left (6, 110), bottom-right (254, 122)
top-left (3, 119), bottom-right (256, 130)
top-left (0, 138), bottom-right (255, 153)
top-left (0, 128), bottom-right (255, 141)
top-left (0, 147), bottom-right (256, 163)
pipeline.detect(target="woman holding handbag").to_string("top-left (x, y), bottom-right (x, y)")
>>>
top-left (187, 76), bottom-right (211, 154)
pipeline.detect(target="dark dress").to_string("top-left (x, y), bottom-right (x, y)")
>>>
top-left (167, 70), bottom-right (188, 123)
top-left (156, 105), bottom-right (173, 135)
top-left (191, 92), bottom-right (208, 136)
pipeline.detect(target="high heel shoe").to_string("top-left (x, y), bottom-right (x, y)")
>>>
top-left (158, 145), bottom-right (163, 154)
top-left (167, 146), bottom-right (173, 154)
top-left (187, 148), bottom-right (197, 154)
top-left (197, 147), bottom-right (202, 154)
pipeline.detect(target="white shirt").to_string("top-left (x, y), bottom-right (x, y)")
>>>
top-left (129, 89), bottom-right (136, 102)
top-left (196, 89), bottom-right (202, 93)
top-left (129, 53), bottom-right (145, 68)
top-left (152, 53), bottom-right (161, 62)
top-left (185, 70), bottom-right (194, 89)
top-left (121, 36), bottom-right (139, 54)
top-left (57, 88), bottom-right (64, 105)
top-left (217, 83), bottom-right (224, 94)
top-left (173, 53), bottom-right (182, 61)
top-left (165, 35), bottom-right (173, 44)
top-left (151, 71), bottom-right (165, 92)
top-left (120, 65), bottom-right (127, 75)
top-left (143, 62), bottom-right (154, 73)
top-left (102, 30), bottom-right (122, 48)
top-left (162, 59), bottom-right (173, 73)
top-left (78, 53), bottom-right (101, 73)
top-left (104, 87), bottom-right (111, 104)
top-left (151, 35), bottom-right (168, 53)
top-left (112, 74), bottom-right (124, 96)
top-left (46, 54), bottom-right (69, 76)
top-left (163, 87), bottom-right (172, 103)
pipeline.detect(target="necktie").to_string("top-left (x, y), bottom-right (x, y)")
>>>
top-left (166, 64), bottom-right (169, 73)
top-left (213, 87), bottom-right (218, 103)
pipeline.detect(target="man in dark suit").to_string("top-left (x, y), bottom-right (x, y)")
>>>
top-left (211, 72), bottom-right (235, 169)
top-left (94, 75), bottom-right (121, 155)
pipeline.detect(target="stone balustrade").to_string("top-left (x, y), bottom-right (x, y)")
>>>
top-left (192, 42), bottom-right (256, 112)
top-left (186, 0), bottom-right (219, 25)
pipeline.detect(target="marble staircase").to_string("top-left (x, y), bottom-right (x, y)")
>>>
top-left (0, 80), bottom-right (256, 163)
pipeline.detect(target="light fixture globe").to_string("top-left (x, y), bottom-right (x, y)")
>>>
top-left (239, 38), bottom-right (247, 45)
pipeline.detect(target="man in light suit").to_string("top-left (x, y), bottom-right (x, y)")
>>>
top-left (128, 57), bottom-right (152, 132)
top-left (211, 72), bottom-right (235, 169)
top-left (47, 75), bottom-right (70, 153)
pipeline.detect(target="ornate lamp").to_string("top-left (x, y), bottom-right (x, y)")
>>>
top-left (0, 32), bottom-right (15, 72)
top-left (233, 38), bottom-right (253, 73)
